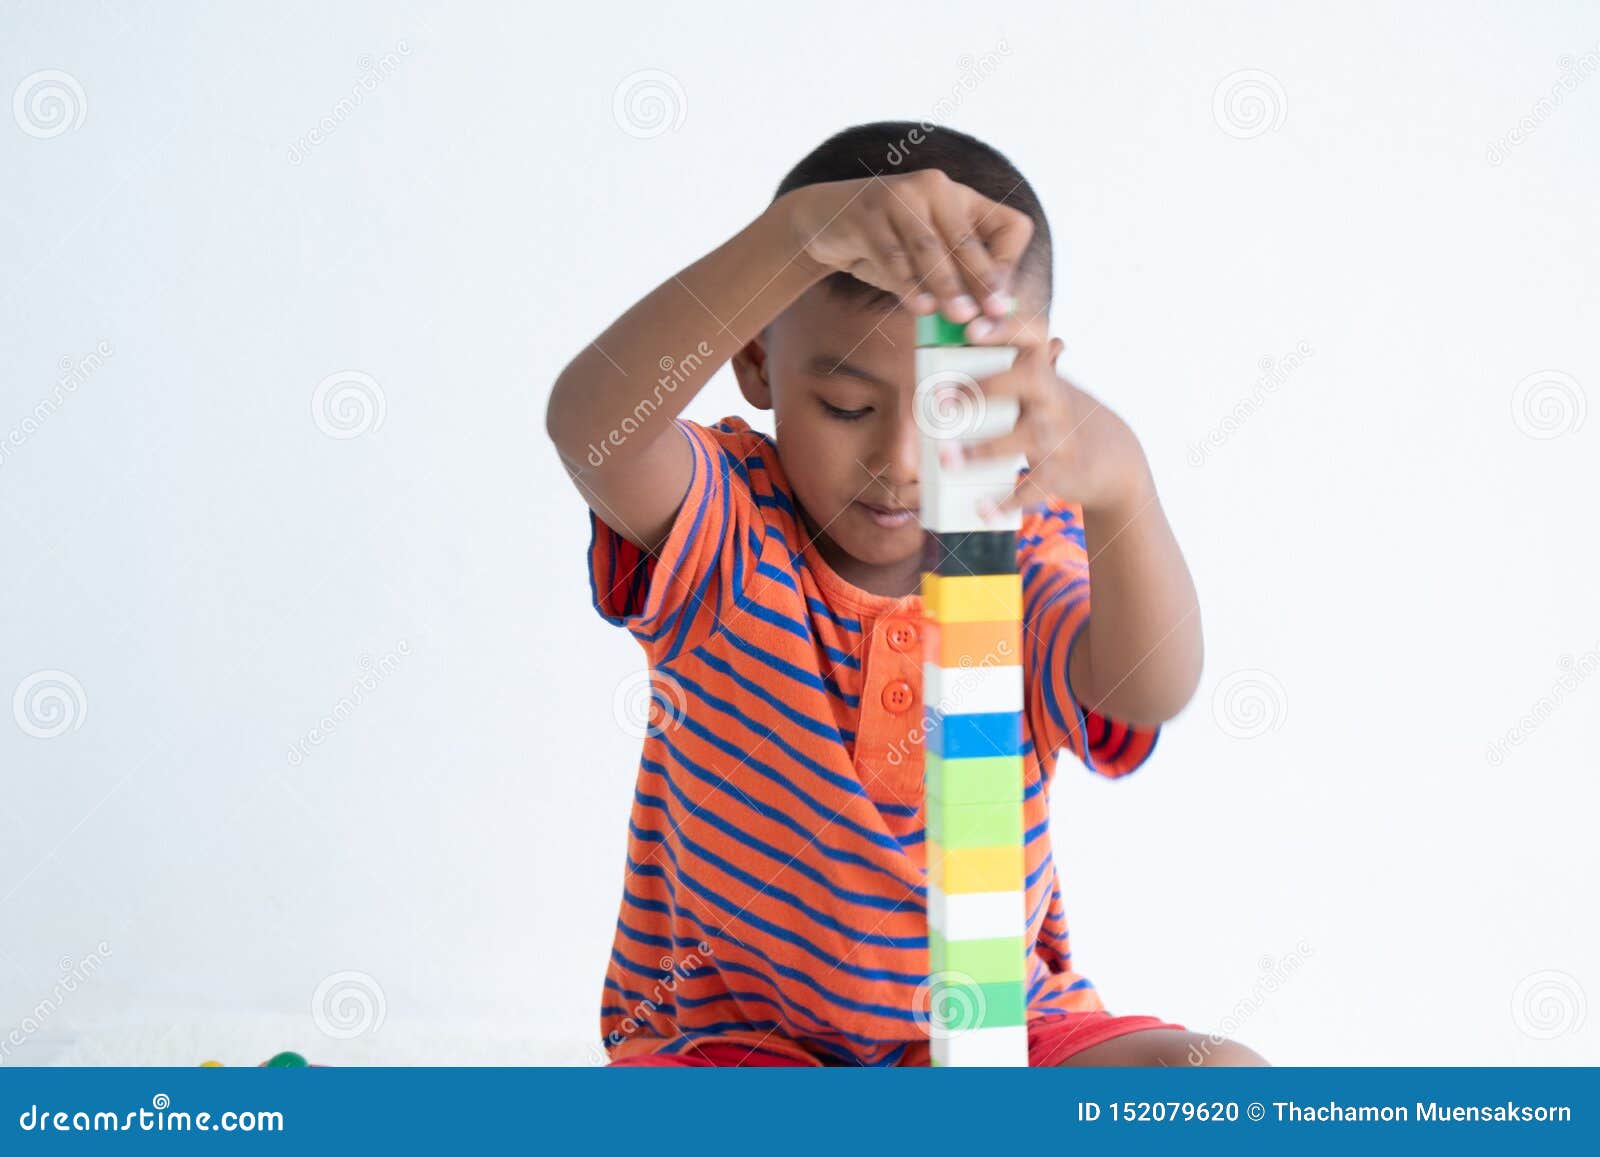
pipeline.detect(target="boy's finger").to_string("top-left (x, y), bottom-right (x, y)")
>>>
top-left (961, 308), bottom-right (1050, 346)
top-left (950, 340), bottom-right (1055, 411)
top-left (990, 471), bottom-right (1051, 516)
top-left (979, 486), bottom-right (1032, 524)
top-left (959, 428), bottom-right (1030, 463)
top-left (891, 202), bottom-right (975, 322)
top-left (973, 199), bottom-right (1035, 279)
top-left (857, 220), bottom-right (924, 307)
top-left (930, 199), bottom-right (1009, 315)
top-left (952, 366), bottom-right (1025, 401)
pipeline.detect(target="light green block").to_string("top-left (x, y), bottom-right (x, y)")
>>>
top-left (928, 930), bottom-right (1026, 984)
top-left (926, 798), bottom-right (1023, 850)
top-left (925, 753), bottom-right (1023, 806)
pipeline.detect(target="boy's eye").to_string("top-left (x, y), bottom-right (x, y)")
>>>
top-left (822, 401), bottom-right (871, 421)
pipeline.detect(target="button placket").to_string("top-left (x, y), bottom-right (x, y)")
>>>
top-left (855, 612), bottom-right (926, 805)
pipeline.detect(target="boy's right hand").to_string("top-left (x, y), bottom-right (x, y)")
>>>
top-left (777, 169), bottom-right (1034, 324)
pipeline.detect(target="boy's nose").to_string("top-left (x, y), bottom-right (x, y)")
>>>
top-left (870, 419), bottom-right (920, 488)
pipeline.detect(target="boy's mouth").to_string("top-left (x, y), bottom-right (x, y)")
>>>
top-left (855, 499), bottom-right (917, 530)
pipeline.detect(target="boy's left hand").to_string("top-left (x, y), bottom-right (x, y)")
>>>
top-left (940, 334), bottom-right (1153, 519)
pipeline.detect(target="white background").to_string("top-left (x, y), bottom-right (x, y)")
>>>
top-left (2, 0), bottom-right (1596, 1066)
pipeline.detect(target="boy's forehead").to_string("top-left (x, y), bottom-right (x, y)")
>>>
top-left (769, 282), bottom-right (1050, 362)
top-left (773, 285), bottom-right (911, 348)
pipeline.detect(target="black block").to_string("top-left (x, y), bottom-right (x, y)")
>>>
top-left (922, 529), bottom-right (1019, 576)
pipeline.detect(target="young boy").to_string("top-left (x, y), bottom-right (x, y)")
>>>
top-left (547, 122), bottom-right (1265, 1067)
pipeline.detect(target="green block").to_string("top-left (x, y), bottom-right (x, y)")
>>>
top-left (925, 753), bottom-right (1022, 806)
top-left (926, 798), bottom-right (1023, 850)
top-left (929, 977), bottom-right (1027, 1032)
top-left (928, 930), bottom-right (1026, 984)
top-left (915, 312), bottom-right (970, 346)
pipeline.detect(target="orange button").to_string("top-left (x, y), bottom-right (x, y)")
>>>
top-left (881, 679), bottom-right (914, 713)
top-left (886, 621), bottom-right (919, 653)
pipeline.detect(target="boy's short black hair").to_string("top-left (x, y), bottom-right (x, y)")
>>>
top-left (773, 121), bottom-right (1053, 307)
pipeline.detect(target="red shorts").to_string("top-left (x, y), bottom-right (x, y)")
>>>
top-left (609, 1011), bottom-right (1186, 1067)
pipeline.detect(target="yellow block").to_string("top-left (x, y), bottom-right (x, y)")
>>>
top-left (922, 573), bottom-right (1022, 623)
top-left (928, 840), bottom-right (1025, 894)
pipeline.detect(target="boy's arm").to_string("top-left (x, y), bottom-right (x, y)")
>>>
top-left (1067, 462), bottom-right (1204, 727)
top-left (953, 337), bottom-right (1203, 728)
top-left (545, 172), bottom-right (1034, 553)
top-left (544, 207), bottom-right (823, 552)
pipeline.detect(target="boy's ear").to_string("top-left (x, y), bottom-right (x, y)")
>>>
top-left (732, 335), bottom-right (773, 410)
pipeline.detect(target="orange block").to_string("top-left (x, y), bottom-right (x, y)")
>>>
top-left (922, 619), bottom-right (1022, 670)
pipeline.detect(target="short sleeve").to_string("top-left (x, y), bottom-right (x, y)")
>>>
top-left (586, 418), bottom-right (766, 663)
top-left (1020, 501), bottom-right (1161, 780)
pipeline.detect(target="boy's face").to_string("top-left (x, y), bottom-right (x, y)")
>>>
top-left (736, 283), bottom-right (1048, 576)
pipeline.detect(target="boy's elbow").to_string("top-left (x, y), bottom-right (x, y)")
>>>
top-left (1141, 656), bottom-right (1204, 725)
top-left (1085, 666), bottom-right (1201, 728)
top-left (1130, 629), bottom-right (1204, 725)
top-left (1107, 693), bottom-right (1188, 729)
top-left (1071, 636), bottom-right (1200, 726)
top-left (544, 378), bottom-right (586, 464)
top-left (1148, 679), bottom-right (1200, 726)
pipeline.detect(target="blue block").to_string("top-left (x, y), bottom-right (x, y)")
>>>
top-left (924, 709), bottom-right (1023, 760)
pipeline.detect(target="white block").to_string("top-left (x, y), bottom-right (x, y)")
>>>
top-left (924, 663), bottom-right (1024, 717)
top-left (916, 346), bottom-right (1018, 386)
top-left (932, 1023), bottom-right (1029, 1067)
top-left (920, 434), bottom-right (1026, 490)
top-left (914, 347), bottom-right (1019, 443)
top-left (922, 476), bottom-right (1022, 533)
top-left (926, 883), bottom-right (1027, 940)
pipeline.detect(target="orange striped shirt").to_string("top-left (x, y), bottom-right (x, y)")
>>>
top-left (587, 416), bottom-right (1160, 1065)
